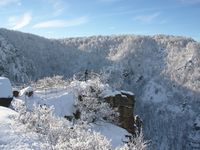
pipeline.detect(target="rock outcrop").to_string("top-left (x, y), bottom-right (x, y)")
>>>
top-left (0, 77), bottom-right (13, 107)
top-left (0, 98), bottom-right (13, 107)
top-left (104, 91), bottom-right (135, 134)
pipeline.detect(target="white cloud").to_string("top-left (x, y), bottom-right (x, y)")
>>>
top-left (133, 12), bottom-right (160, 23)
top-left (33, 16), bottom-right (88, 28)
top-left (0, 0), bottom-right (20, 6)
top-left (8, 13), bottom-right (32, 30)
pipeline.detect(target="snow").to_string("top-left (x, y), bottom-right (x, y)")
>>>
top-left (19, 86), bottom-right (33, 96)
top-left (194, 116), bottom-right (200, 128)
top-left (101, 90), bottom-right (134, 98)
top-left (142, 80), bottom-right (167, 103)
top-left (0, 107), bottom-right (45, 150)
top-left (17, 89), bottom-right (75, 117)
top-left (92, 122), bottom-right (129, 148)
top-left (1, 28), bottom-right (200, 149)
top-left (0, 77), bottom-right (12, 98)
top-left (9, 84), bottom-right (130, 148)
top-left (164, 105), bottom-right (182, 113)
top-left (0, 106), bottom-right (17, 148)
top-left (1, 85), bottom-right (130, 149)
top-left (0, 106), bottom-right (17, 122)
top-left (101, 90), bottom-right (121, 98)
top-left (40, 92), bottom-right (75, 117)
top-left (121, 90), bottom-right (134, 96)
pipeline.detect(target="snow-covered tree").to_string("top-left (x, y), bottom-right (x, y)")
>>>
top-left (14, 102), bottom-right (146, 150)
top-left (15, 103), bottom-right (113, 149)
top-left (117, 133), bottom-right (147, 150)
top-left (32, 75), bottom-right (67, 89)
top-left (68, 76), bottom-right (119, 123)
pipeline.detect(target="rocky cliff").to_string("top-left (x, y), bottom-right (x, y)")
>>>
top-left (104, 91), bottom-right (135, 134)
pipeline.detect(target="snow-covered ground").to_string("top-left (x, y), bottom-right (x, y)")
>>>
top-left (0, 80), bottom-right (132, 149)
top-left (92, 122), bottom-right (128, 148)
top-left (0, 106), bottom-right (128, 149)
top-left (0, 106), bottom-right (42, 150)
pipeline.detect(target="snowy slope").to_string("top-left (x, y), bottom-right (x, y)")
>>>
top-left (1, 89), bottom-right (129, 150)
top-left (0, 106), bottom-right (43, 150)
top-left (92, 122), bottom-right (129, 148)
top-left (0, 107), bottom-right (130, 150)
top-left (0, 108), bottom-right (129, 150)
top-left (10, 82), bottom-right (129, 149)
top-left (20, 91), bottom-right (76, 117)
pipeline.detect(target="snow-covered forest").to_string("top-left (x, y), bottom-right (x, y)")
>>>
top-left (0, 28), bottom-right (200, 149)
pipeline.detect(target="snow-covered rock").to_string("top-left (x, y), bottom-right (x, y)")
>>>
top-left (0, 77), bottom-right (12, 98)
top-left (103, 90), bottom-right (135, 133)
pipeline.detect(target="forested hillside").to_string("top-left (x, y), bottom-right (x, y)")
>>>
top-left (0, 28), bottom-right (200, 149)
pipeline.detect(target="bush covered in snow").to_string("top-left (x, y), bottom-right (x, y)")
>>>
top-left (13, 101), bottom-right (147, 150)
top-left (32, 75), bottom-right (68, 90)
top-left (117, 133), bottom-right (148, 150)
top-left (67, 76), bottom-right (119, 123)
top-left (15, 103), bottom-right (113, 149)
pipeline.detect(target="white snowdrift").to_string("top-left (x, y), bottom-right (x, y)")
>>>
top-left (0, 106), bottom-right (17, 122)
top-left (92, 122), bottom-right (129, 148)
top-left (0, 107), bottom-right (42, 150)
top-left (0, 77), bottom-right (12, 98)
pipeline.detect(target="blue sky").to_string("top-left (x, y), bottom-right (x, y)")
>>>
top-left (0, 0), bottom-right (200, 41)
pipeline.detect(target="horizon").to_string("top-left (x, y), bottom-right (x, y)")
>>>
top-left (1, 27), bottom-right (198, 42)
top-left (0, 0), bottom-right (200, 41)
